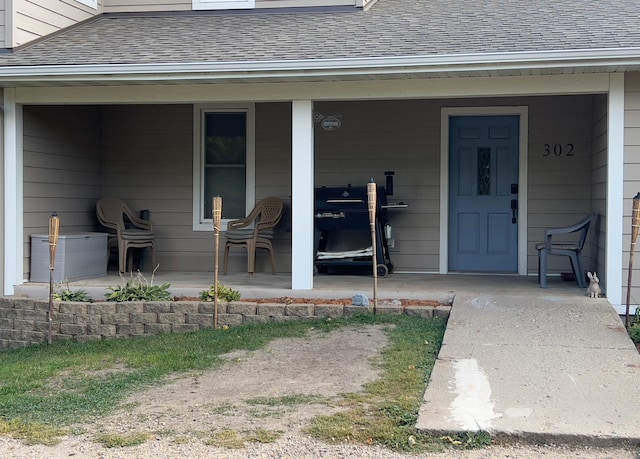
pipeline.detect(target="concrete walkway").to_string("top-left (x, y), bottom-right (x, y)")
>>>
top-left (416, 292), bottom-right (640, 446)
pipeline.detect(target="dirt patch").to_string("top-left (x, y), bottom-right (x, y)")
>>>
top-left (2, 324), bottom-right (638, 459)
top-left (81, 324), bottom-right (391, 438)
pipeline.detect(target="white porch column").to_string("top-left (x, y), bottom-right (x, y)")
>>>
top-left (3, 88), bottom-right (23, 296)
top-left (291, 100), bottom-right (314, 290)
top-left (607, 73), bottom-right (624, 310)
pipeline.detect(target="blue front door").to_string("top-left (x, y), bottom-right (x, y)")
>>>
top-left (448, 115), bottom-right (519, 272)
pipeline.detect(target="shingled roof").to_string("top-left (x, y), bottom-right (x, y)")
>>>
top-left (0, 0), bottom-right (639, 83)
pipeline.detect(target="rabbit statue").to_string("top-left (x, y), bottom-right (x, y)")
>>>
top-left (587, 272), bottom-right (602, 298)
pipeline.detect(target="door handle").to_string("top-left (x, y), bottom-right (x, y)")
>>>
top-left (511, 199), bottom-right (518, 224)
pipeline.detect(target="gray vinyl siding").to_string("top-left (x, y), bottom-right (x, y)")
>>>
top-left (13, 0), bottom-right (100, 48)
top-left (20, 94), bottom-right (600, 279)
top-left (255, 102), bottom-right (292, 271)
top-left (100, 104), bottom-right (200, 272)
top-left (0, 1), bottom-right (6, 49)
top-left (100, 103), bottom-right (293, 274)
top-left (624, 73), bottom-right (640, 308)
top-left (23, 105), bottom-right (102, 280)
top-left (316, 96), bottom-right (595, 274)
top-left (314, 99), bottom-right (440, 272)
top-left (525, 95), bottom-right (594, 276)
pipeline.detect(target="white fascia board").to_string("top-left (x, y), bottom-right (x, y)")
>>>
top-left (11, 74), bottom-right (611, 105)
top-left (1, 47), bottom-right (640, 83)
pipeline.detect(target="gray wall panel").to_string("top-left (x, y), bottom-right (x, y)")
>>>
top-left (23, 105), bottom-right (102, 280)
top-left (20, 94), bottom-right (602, 279)
top-left (623, 73), bottom-right (640, 306)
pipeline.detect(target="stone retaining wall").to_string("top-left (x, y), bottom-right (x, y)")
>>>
top-left (0, 297), bottom-right (451, 349)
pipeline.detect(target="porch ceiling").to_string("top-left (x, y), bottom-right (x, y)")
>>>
top-left (0, 0), bottom-right (640, 87)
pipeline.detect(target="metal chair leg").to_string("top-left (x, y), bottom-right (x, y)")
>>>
top-left (539, 249), bottom-right (548, 288)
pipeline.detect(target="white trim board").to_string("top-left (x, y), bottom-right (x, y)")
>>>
top-left (291, 100), bottom-right (315, 290)
top-left (12, 74), bottom-right (611, 105)
top-left (76, 0), bottom-right (98, 9)
top-left (439, 106), bottom-right (529, 275)
top-left (191, 103), bottom-right (256, 232)
top-left (193, 0), bottom-right (255, 9)
top-left (607, 73), bottom-right (624, 313)
top-left (3, 89), bottom-right (23, 296)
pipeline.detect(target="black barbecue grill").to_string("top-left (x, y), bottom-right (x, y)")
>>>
top-left (314, 172), bottom-right (394, 276)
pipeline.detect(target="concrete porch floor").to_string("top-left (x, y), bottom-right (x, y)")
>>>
top-left (16, 270), bottom-right (585, 303)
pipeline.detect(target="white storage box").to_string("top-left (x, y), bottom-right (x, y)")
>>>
top-left (30, 232), bottom-right (108, 283)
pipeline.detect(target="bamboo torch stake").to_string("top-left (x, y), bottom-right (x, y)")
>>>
top-left (367, 180), bottom-right (378, 313)
top-left (48, 212), bottom-right (60, 345)
top-left (213, 196), bottom-right (223, 329)
top-left (625, 193), bottom-right (640, 329)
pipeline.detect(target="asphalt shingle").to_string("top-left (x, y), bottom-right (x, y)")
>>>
top-left (0, 0), bottom-right (639, 67)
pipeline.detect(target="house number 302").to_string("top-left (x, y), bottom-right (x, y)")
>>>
top-left (543, 143), bottom-right (574, 157)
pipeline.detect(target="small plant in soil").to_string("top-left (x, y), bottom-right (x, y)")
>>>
top-left (629, 307), bottom-right (640, 345)
top-left (105, 268), bottom-right (171, 302)
top-left (199, 282), bottom-right (241, 303)
top-left (53, 282), bottom-right (91, 302)
top-left (95, 432), bottom-right (153, 448)
top-left (440, 431), bottom-right (492, 448)
top-left (245, 394), bottom-right (332, 419)
top-left (246, 394), bottom-right (330, 407)
top-left (0, 418), bottom-right (68, 446)
top-left (204, 427), bottom-right (282, 448)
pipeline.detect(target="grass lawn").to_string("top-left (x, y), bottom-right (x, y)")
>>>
top-left (0, 313), bottom-right (462, 451)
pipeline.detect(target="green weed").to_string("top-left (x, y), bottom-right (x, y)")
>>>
top-left (440, 431), bottom-right (492, 448)
top-left (246, 394), bottom-right (330, 407)
top-left (629, 323), bottom-right (640, 343)
top-left (629, 307), bottom-right (640, 343)
top-left (105, 269), bottom-right (171, 302)
top-left (53, 282), bottom-right (91, 302)
top-left (203, 428), bottom-right (282, 448)
top-left (0, 418), bottom-right (68, 446)
top-left (95, 432), bottom-right (152, 448)
top-left (200, 282), bottom-right (241, 302)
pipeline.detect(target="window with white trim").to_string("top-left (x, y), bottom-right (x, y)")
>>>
top-left (193, 0), bottom-right (255, 10)
top-left (76, 0), bottom-right (98, 8)
top-left (193, 104), bottom-right (255, 231)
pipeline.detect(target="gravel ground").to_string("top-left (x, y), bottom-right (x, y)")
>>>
top-left (1, 435), bottom-right (637, 459)
top-left (0, 325), bottom-right (637, 459)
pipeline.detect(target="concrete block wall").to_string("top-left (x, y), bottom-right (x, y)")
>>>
top-left (0, 297), bottom-right (451, 349)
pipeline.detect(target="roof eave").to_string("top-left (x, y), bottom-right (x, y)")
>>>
top-left (0, 48), bottom-right (638, 86)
